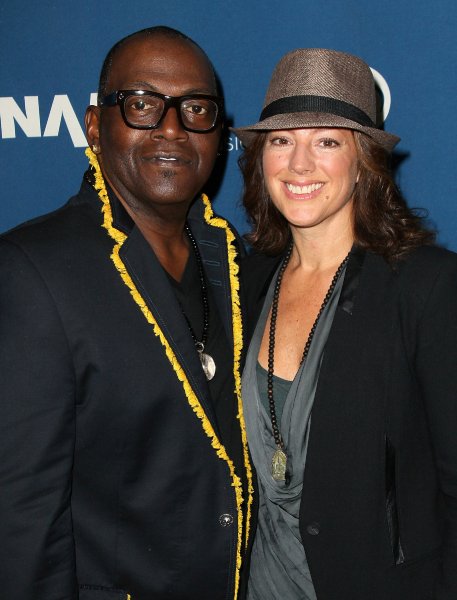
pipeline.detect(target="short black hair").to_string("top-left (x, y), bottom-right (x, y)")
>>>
top-left (97, 25), bottom-right (216, 103)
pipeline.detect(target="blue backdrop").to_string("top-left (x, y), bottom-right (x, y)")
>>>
top-left (1, 1), bottom-right (456, 249)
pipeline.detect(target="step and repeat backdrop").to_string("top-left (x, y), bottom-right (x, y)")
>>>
top-left (1, 1), bottom-right (456, 248)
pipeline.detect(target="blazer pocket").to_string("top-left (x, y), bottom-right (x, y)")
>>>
top-left (385, 436), bottom-right (405, 565)
top-left (79, 585), bottom-right (131, 600)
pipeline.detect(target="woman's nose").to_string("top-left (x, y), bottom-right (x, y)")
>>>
top-left (289, 143), bottom-right (315, 174)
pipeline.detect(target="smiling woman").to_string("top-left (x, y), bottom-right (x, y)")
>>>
top-left (261, 128), bottom-right (358, 236)
top-left (235, 48), bottom-right (457, 600)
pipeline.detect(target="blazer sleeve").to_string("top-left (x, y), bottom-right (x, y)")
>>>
top-left (0, 239), bottom-right (77, 599)
top-left (413, 253), bottom-right (457, 599)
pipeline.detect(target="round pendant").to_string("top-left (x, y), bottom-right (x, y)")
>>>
top-left (272, 447), bottom-right (287, 481)
top-left (200, 351), bottom-right (216, 381)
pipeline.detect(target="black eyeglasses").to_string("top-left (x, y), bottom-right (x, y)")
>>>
top-left (100, 90), bottom-right (223, 132)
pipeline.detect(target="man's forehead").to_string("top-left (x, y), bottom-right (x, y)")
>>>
top-left (108, 34), bottom-right (215, 88)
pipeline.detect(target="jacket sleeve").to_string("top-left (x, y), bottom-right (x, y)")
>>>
top-left (0, 239), bottom-right (77, 599)
top-left (413, 253), bottom-right (457, 599)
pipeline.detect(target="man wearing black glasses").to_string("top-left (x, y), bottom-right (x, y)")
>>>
top-left (0, 26), bottom-right (253, 600)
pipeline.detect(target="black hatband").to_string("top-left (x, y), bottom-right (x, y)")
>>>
top-left (260, 95), bottom-right (375, 127)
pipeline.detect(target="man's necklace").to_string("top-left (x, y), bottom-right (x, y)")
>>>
top-left (268, 242), bottom-right (350, 483)
top-left (182, 224), bottom-right (216, 381)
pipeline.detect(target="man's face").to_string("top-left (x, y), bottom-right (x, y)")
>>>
top-left (86, 35), bottom-right (221, 215)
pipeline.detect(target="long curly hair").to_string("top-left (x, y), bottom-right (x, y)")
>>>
top-left (239, 130), bottom-right (435, 260)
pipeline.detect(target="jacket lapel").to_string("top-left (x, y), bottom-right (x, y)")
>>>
top-left (309, 247), bottom-right (367, 421)
top-left (113, 210), bottom-right (219, 432)
top-left (337, 245), bottom-right (365, 315)
top-left (187, 200), bottom-right (239, 349)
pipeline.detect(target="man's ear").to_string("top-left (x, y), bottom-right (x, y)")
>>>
top-left (85, 105), bottom-right (101, 153)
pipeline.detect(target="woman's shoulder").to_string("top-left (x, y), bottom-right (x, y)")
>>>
top-left (241, 250), bottom-right (282, 290)
top-left (395, 244), bottom-right (457, 281)
top-left (373, 245), bottom-right (457, 309)
top-left (242, 249), bottom-right (282, 269)
top-left (365, 244), bottom-right (457, 279)
top-left (405, 243), bottom-right (457, 262)
top-left (240, 251), bottom-right (282, 329)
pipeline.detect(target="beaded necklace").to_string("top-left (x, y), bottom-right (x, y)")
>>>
top-left (182, 224), bottom-right (216, 380)
top-left (268, 243), bottom-right (350, 483)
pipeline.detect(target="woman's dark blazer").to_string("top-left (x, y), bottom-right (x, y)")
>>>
top-left (243, 245), bottom-right (457, 600)
top-left (0, 179), bottom-right (252, 600)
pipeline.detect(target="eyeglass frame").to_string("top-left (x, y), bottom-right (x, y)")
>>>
top-left (99, 89), bottom-right (224, 133)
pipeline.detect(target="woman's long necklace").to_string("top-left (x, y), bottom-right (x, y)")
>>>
top-left (183, 224), bottom-right (216, 381)
top-left (268, 243), bottom-right (350, 483)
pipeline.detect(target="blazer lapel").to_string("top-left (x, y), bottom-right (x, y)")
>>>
top-left (118, 225), bottom-right (219, 431)
top-left (187, 202), bottom-right (237, 349)
top-left (337, 245), bottom-right (366, 315)
top-left (310, 246), bottom-right (367, 418)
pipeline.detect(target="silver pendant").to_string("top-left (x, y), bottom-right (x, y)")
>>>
top-left (272, 447), bottom-right (287, 481)
top-left (199, 351), bottom-right (216, 381)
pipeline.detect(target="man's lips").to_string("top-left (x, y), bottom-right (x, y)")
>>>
top-left (142, 152), bottom-right (192, 166)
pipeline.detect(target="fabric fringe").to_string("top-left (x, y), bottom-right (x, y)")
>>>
top-left (201, 195), bottom-right (254, 577)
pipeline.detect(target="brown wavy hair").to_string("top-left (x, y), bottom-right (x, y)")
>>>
top-left (239, 130), bottom-right (435, 260)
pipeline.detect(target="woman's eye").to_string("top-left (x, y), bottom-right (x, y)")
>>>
top-left (319, 138), bottom-right (339, 148)
top-left (269, 136), bottom-right (290, 146)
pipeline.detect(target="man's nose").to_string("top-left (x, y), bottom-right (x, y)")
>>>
top-left (153, 106), bottom-right (187, 140)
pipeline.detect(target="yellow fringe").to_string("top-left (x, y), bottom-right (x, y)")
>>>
top-left (201, 195), bottom-right (254, 592)
top-left (85, 148), bottom-right (253, 600)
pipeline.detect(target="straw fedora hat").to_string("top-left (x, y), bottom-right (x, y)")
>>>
top-left (232, 48), bottom-right (400, 151)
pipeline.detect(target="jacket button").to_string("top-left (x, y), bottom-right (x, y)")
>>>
top-left (306, 522), bottom-right (320, 536)
top-left (219, 513), bottom-right (234, 527)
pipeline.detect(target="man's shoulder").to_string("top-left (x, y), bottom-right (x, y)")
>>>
top-left (1, 179), bottom-right (101, 252)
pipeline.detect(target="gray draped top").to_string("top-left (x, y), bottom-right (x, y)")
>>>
top-left (242, 261), bottom-right (347, 599)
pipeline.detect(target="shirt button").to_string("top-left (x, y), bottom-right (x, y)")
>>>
top-left (219, 513), bottom-right (234, 527)
top-left (306, 522), bottom-right (320, 536)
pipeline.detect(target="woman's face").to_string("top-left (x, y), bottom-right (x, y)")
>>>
top-left (262, 128), bottom-right (359, 237)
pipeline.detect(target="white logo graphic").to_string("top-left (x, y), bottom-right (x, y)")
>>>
top-left (0, 93), bottom-right (98, 147)
top-left (370, 67), bottom-right (391, 122)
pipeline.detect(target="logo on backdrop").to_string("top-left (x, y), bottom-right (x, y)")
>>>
top-left (0, 68), bottom-right (392, 149)
top-left (0, 93), bottom-right (98, 148)
top-left (370, 68), bottom-right (391, 121)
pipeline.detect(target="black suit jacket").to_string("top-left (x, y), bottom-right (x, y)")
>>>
top-left (0, 179), bottom-right (253, 600)
top-left (242, 245), bottom-right (457, 600)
